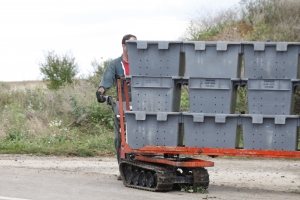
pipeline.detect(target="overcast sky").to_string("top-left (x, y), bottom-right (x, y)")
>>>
top-left (0, 0), bottom-right (240, 82)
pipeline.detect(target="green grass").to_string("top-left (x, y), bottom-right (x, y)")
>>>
top-left (0, 129), bottom-right (115, 157)
top-left (0, 77), bottom-right (116, 157)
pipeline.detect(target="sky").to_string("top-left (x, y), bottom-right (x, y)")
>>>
top-left (0, 0), bottom-right (240, 82)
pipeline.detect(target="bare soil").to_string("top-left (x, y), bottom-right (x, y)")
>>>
top-left (0, 155), bottom-right (299, 200)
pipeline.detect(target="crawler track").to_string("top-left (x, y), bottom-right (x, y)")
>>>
top-left (119, 160), bottom-right (174, 192)
top-left (119, 159), bottom-right (210, 192)
top-left (192, 167), bottom-right (209, 189)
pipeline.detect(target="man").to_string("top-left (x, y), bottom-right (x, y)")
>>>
top-left (96, 34), bottom-right (137, 180)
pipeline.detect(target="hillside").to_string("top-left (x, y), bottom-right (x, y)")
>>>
top-left (182, 0), bottom-right (300, 42)
top-left (1, 81), bottom-right (47, 91)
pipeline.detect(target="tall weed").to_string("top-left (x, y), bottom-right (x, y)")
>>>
top-left (0, 76), bottom-right (115, 155)
top-left (241, 0), bottom-right (300, 41)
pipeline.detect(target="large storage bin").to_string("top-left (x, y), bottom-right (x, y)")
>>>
top-left (125, 111), bottom-right (183, 149)
top-left (241, 114), bottom-right (299, 151)
top-left (128, 76), bottom-right (182, 112)
top-left (126, 40), bottom-right (184, 76)
top-left (111, 101), bottom-right (131, 115)
top-left (187, 78), bottom-right (240, 113)
top-left (183, 42), bottom-right (242, 78)
top-left (182, 113), bottom-right (240, 148)
top-left (243, 78), bottom-right (300, 115)
top-left (243, 42), bottom-right (300, 79)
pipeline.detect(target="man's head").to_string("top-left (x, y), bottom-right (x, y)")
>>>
top-left (122, 34), bottom-right (137, 59)
top-left (122, 34), bottom-right (137, 44)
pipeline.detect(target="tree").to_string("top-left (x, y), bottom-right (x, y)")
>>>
top-left (39, 51), bottom-right (79, 90)
top-left (88, 58), bottom-right (112, 88)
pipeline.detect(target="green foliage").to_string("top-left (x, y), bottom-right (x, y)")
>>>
top-left (240, 0), bottom-right (279, 24)
top-left (88, 58), bottom-right (117, 99)
top-left (240, 0), bottom-right (300, 41)
top-left (25, 88), bottom-right (46, 110)
top-left (5, 129), bottom-right (26, 142)
top-left (247, 20), bottom-right (271, 41)
top-left (293, 88), bottom-right (300, 115)
top-left (0, 73), bottom-right (116, 156)
top-left (70, 96), bottom-right (86, 118)
top-left (197, 23), bottom-right (227, 40)
top-left (180, 87), bottom-right (189, 111)
top-left (39, 51), bottom-right (79, 90)
top-left (92, 58), bottom-right (112, 76)
top-left (88, 58), bottom-right (112, 88)
top-left (180, 185), bottom-right (209, 194)
top-left (236, 87), bottom-right (248, 114)
top-left (0, 129), bottom-right (115, 156)
top-left (183, 0), bottom-right (300, 42)
top-left (181, 7), bottom-right (239, 41)
top-left (88, 102), bottom-right (114, 129)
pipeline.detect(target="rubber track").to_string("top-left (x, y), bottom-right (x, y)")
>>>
top-left (192, 168), bottom-right (209, 189)
top-left (119, 160), bottom-right (174, 192)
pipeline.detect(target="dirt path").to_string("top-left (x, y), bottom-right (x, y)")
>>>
top-left (0, 155), bottom-right (299, 200)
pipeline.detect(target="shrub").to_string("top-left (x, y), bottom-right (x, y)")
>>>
top-left (241, 0), bottom-right (300, 41)
top-left (0, 75), bottom-right (116, 155)
top-left (88, 58), bottom-right (112, 88)
top-left (180, 6), bottom-right (240, 41)
top-left (39, 51), bottom-right (79, 90)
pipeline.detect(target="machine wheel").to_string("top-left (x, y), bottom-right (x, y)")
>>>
top-left (124, 165), bottom-right (133, 185)
top-left (119, 160), bottom-right (174, 191)
top-left (138, 171), bottom-right (146, 187)
top-left (192, 168), bottom-right (209, 189)
top-left (145, 172), bottom-right (155, 188)
top-left (133, 169), bottom-right (140, 185)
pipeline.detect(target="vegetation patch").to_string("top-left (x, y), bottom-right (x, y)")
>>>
top-left (0, 59), bottom-right (116, 156)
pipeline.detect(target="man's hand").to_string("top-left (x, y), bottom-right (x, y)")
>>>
top-left (96, 87), bottom-right (106, 103)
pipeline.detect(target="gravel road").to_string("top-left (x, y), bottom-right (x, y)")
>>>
top-left (0, 155), bottom-right (299, 200)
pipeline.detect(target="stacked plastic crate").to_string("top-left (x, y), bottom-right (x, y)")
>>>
top-left (182, 42), bottom-right (242, 148)
top-left (124, 41), bottom-right (184, 149)
top-left (241, 42), bottom-right (300, 151)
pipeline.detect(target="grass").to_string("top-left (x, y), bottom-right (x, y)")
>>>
top-left (0, 124), bottom-right (115, 157)
top-left (0, 130), bottom-right (116, 157)
top-left (180, 185), bottom-right (209, 194)
top-left (0, 69), bottom-right (116, 157)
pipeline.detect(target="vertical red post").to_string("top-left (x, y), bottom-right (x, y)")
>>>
top-left (123, 79), bottom-right (130, 111)
top-left (117, 79), bottom-right (126, 158)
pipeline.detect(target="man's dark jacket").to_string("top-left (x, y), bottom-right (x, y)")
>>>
top-left (99, 56), bottom-right (131, 100)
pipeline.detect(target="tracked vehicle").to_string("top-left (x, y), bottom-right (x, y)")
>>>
top-left (105, 41), bottom-right (300, 192)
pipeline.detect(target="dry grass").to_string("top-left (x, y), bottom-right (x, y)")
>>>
top-left (241, 0), bottom-right (300, 41)
top-left (0, 79), bottom-right (108, 126)
top-left (180, 6), bottom-right (240, 41)
top-left (3, 80), bottom-right (47, 91)
top-left (182, 0), bottom-right (300, 42)
top-left (0, 78), bottom-right (115, 156)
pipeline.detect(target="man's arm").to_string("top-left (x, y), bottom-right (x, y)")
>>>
top-left (98, 60), bottom-right (117, 93)
top-left (96, 60), bottom-right (117, 103)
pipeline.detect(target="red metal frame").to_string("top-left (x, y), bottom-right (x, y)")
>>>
top-left (135, 155), bottom-right (214, 167)
top-left (133, 146), bottom-right (300, 159)
top-left (116, 78), bottom-right (300, 166)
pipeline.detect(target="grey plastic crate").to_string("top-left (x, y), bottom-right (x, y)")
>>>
top-left (241, 114), bottom-right (299, 151)
top-left (128, 76), bottom-right (182, 112)
top-left (125, 111), bottom-right (183, 149)
top-left (182, 113), bottom-right (240, 148)
top-left (243, 42), bottom-right (300, 79)
top-left (126, 40), bottom-right (184, 76)
top-left (187, 78), bottom-right (240, 113)
top-left (243, 78), bottom-right (300, 115)
top-left (111, 101), bottom-right (131, 116)
top-left (183, 42), bottom-right (242, 78)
